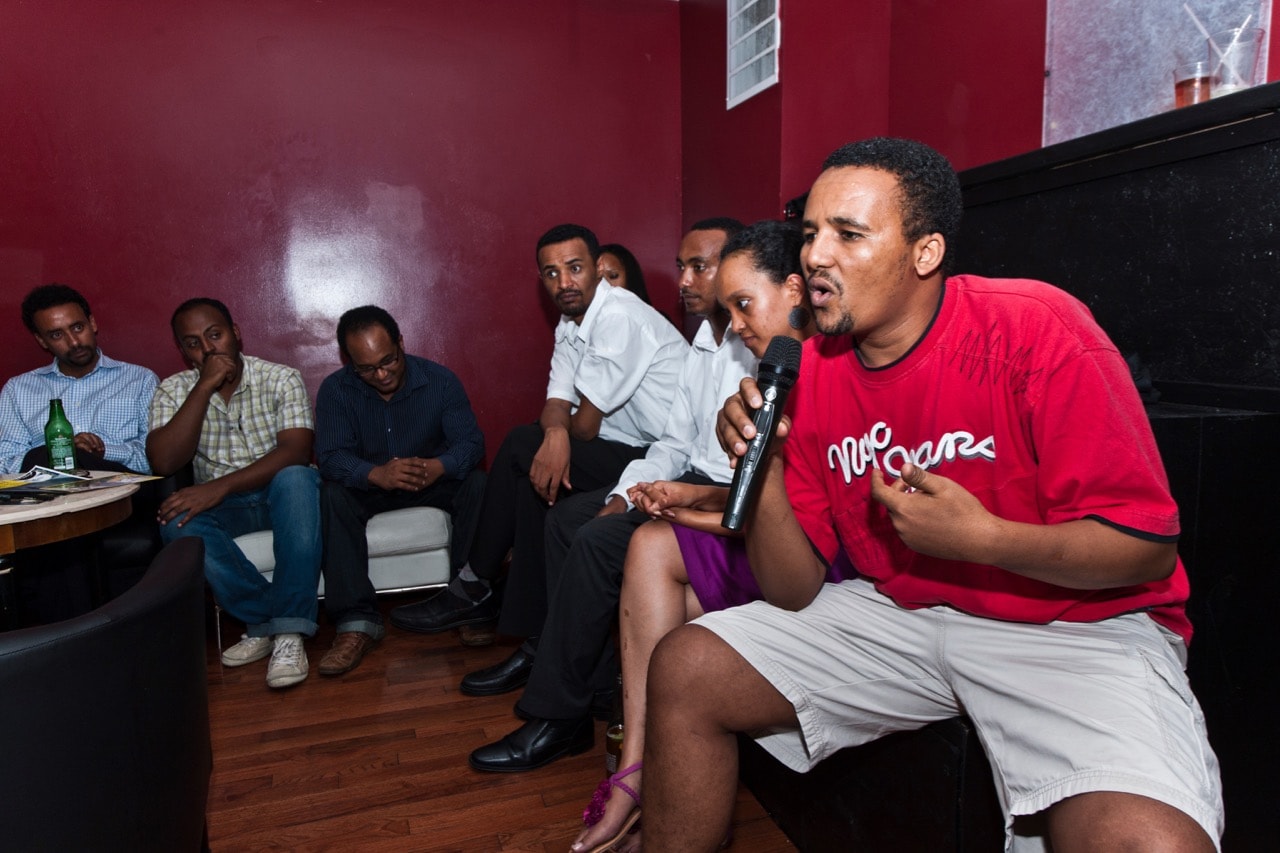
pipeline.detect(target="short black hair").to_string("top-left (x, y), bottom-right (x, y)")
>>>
top-left (689, 217), bottom-right (745, 239)
top-left (720, 220), bottom-right (804, 283)
top-left (822, 137), bottom-right (962, 272)
top-left (21, 284), bottom-right (92, 333)
top-left (536, 223), bottom-right (600, 263)
top-left (336, 305), bottom-right (401, 358)
top-left (783, 193), bottom-right (808, 222)
top-left (598, 243), bottom-right (650, 305)
top-left (170, 297), bottom-right (235, 338)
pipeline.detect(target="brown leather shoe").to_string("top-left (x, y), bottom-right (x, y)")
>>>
top-left (457, 620), bottom-right (497, 647)
top-left (318, 631), bottom-right (378, 676)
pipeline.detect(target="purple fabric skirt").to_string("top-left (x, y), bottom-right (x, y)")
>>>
top-left (673, 525), bottom-right (761, 613)
top-left (673, 524), bottom-right (859, 614)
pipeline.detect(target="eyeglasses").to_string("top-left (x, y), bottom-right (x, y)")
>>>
top-left (352, 350), bottom-right (401, 376)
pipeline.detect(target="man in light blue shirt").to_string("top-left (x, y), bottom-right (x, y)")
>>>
top-left (0, 284), bottom-right (157, 474)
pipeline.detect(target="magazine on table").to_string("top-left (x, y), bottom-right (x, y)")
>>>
top-left (0, 465), bottom-right (158, 496)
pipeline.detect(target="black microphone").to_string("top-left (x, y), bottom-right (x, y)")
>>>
top-left (722, 335), bottom-right (802, 531)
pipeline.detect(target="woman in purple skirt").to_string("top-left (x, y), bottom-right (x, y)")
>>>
top-left (572, 221), bottom-right (853, 853)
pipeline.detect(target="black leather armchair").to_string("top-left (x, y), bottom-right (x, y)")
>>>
top-left (0, 538), bottom-right (212, 852)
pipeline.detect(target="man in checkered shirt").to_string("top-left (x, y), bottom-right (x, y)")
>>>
top-left (147, 297), bottom-right (321, 690)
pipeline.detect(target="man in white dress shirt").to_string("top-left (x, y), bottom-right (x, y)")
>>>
top-left (465, 218), bottom-right (756, 772)
top-left (390, 224), bottom-right (687, 655)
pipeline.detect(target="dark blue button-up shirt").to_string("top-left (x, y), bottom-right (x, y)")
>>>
top-left (315, 354), bottom-right (484, 489)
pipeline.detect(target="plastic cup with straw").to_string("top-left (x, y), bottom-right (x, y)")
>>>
top-left (1183, 5), bottom-right (1258, 96)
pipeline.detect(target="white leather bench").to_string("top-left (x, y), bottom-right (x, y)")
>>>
top-left (232, 505), bottom-right (452, 595)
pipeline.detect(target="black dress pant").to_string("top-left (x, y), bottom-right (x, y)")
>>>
top-left (518, 471), bottom-right (719, 720)
top-left (470, 423), bottom-right (646, 638)
top-left (321, 469), bottom-right (486, 628)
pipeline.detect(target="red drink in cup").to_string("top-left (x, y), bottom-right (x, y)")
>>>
top-left (1174, 61), bottom-right (1212, 108)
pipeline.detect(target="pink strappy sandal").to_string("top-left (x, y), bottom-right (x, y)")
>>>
top-left (579, 761), bottom-right (642, 853)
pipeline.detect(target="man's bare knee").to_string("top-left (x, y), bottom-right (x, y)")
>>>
top-left (649, 624), bottom-right (724, 709)
top-left (649, 623), bottom-right (796, 732)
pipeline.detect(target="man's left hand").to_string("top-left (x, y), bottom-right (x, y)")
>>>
top-left (73, 432), bottom-right (105, 457)
top-left (157, 482), bottom-right (230, 527)
top-left (369, 457), bottom-right (443, 492)
top-left (869, 462), bottom-right (997, 562)
top-left (595, 494), bottom-right (628, 518)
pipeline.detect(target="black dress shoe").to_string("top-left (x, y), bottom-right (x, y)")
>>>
top-left (461, 646), bottom-right (535, 696)
top-left (468, 716), bottom-right (593, 773)
top-left (389, 589), bottom-right (498, 634)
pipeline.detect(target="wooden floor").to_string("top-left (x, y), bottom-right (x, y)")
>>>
top-left (204, 595), bottom-right (797, 852)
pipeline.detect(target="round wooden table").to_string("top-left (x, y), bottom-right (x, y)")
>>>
top-left (0, 478), bottom-right (139, 629)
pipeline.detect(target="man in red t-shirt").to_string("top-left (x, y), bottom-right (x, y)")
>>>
top-left (643, 139), bottom-right (1223, 852)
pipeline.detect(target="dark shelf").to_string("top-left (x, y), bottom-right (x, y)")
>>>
top-left (961, 81), bottom-right (1280, 203)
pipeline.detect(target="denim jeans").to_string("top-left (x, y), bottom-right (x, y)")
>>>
top-left (160, 465), bottom-right (321, 637)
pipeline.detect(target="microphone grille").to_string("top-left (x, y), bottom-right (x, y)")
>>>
top-left (762, 335), bottom-right (802, 373)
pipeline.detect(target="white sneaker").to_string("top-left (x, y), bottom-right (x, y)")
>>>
top-left (266, 633), bottom-right (309, 689)
top-left (221, 634), bottom-right (273, 667)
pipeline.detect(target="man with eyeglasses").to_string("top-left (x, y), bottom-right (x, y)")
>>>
top-left (312, 305), bottom-right (485, 677)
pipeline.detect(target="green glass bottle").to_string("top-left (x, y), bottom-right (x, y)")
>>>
top-left (45, 398), bottom-right (76, 472)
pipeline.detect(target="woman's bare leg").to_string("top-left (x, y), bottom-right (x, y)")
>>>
top-left (571, 521), bottom-right (702, 852)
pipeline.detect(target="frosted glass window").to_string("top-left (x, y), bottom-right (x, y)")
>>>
top-left (1045, 0), bottom-right (1271, 145)
top-left (728, 0), bottom-right (780, 108)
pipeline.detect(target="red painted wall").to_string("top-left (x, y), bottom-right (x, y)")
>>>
top-left (780, 1), bottom-right (894, 200)
top-left (681, 0), bottom-right (783, 225)
top-left (5, 0), bottom-right (1274, 463)
top-left (0, 0), bottom-right (682, 460)
top-left (888, 0), bottom-right (1047, 171)
top-left (681, 0), bottom-right (1049, 229)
